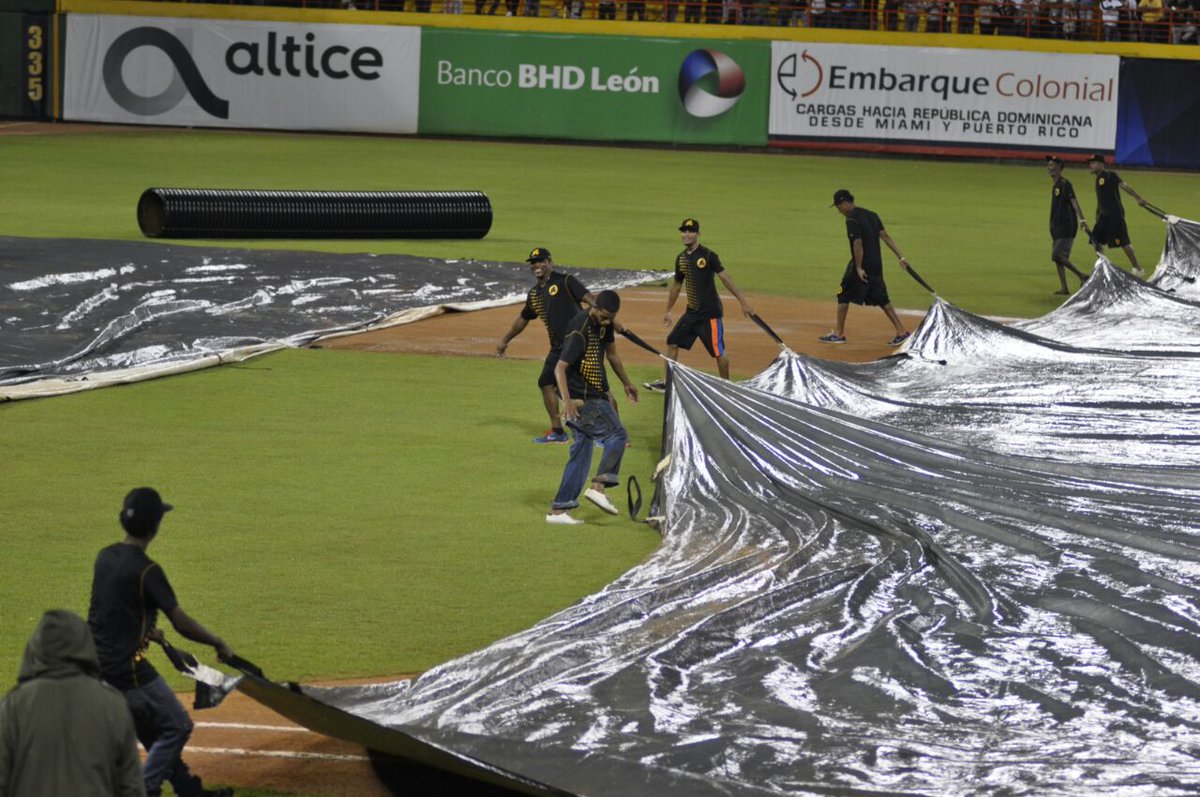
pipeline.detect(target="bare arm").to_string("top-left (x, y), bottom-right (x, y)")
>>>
top-left (717, 271), bottom-right (754, 316)
top-left (852, 238), bottom-right (868, 281)
top-left (605, 342), bottom-right (639, 404)
top-left (879, 230), bottom-right (912, 271)
top-left (664, 281), bottom-right (683, 326)
top-left (496, 316), bottom-right (531, 357)
top-left (167, 605), bottom-right (233, 661)
top-left (554, 360), bottom-right (577, 422)
top-left (1119, 180), bottom-right (1148, 207)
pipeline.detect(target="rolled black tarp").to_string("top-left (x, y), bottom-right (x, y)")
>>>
top-left (137, 188), bottom-right (493, 240)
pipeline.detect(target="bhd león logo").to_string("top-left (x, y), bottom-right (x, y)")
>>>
top-left (776, 50), bottom-right (824, 100)
top-left (677, 49), bottom-right (745, 119)
top-left (103, 28), bottom-right (229, 118)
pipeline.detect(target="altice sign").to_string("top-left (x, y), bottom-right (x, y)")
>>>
top-left (420, 29), bottom-right (768, 146)
top-left (769, 42), bottom-right (1119, 152)
top-left (64, 15), bottom-right (420, 133)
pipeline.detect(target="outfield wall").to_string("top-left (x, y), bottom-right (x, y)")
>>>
top-left (7, 0), bottom-right (1198, 166)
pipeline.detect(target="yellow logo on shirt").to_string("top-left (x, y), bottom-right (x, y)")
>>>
top-left (1099, 178), bottom-right (1106, 186)
top-left (548, 284), bottom-right (559, 296)
top-left (697, 258), bottom-right (708, 269)
top-left (1054, 188), bottom-right (1060, 196)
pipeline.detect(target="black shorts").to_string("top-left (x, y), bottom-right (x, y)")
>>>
top-left (837, 260), bottom-right (890, 307)
top-left (1092, 215), bottom-right (1130, 248)
top-left (1051, 237), bottom-right (1075, 264)
top-left (538, 349), bottom-right (561, 388)
top-left (666, 311), bottom-right (725, 357)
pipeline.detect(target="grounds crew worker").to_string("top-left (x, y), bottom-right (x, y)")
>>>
top-left (88, 487), bottom-right (234, 797)
top-left (0, 609), bottom-right (144, 797)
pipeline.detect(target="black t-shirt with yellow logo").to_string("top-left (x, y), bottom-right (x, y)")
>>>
top-left (1094, 170), bottom-right (1125, 219)
top-left (1049, 177), bottom-right (1079, 239)
top-left (559, 310), bottom-right (614, 401)
top-left (520, 271), bottom-right (589, 351)
top-left (674, 245), bottom-right (725, 319)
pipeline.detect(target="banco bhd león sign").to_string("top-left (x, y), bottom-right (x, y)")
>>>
top-left (770, 42), bottom-right (1118, 153)
top-left (419, 30), bottom-right (766, 146)
top-left (65, 15), bottom-right (420, 133)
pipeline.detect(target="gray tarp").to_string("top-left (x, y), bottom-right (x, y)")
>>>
top-left (225, 217), bottom-right (1200, 795)
top-left (0, 236), bottom-right (666, 400)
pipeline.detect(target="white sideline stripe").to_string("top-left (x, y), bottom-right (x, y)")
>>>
top-left (195, 721), bottom-right (310, 733)
top-left (188, 746), bottom-right (368, 762)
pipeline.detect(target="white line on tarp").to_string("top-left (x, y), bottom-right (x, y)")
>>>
top-left (188, 746), bottom-right (368, 763)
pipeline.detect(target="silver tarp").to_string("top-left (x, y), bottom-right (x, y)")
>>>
top-left (0, 236), bottom-right (665, 400)
top-left (227, 216), bottom-right (1200, 795)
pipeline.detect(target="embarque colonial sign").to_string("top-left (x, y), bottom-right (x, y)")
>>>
top-left (769, 42), bottom-right (1119, 154)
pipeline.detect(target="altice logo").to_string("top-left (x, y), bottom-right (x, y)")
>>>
top-left (102, 28), bottom-right (229, 118)
top-left (678, 49), bottom-right (745, 119)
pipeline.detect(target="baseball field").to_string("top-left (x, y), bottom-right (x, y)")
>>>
top-left (2, 122), bottom-right (1199, 796)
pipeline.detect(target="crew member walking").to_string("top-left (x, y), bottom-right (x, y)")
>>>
top-left (644, 218), bottom-right (753, 392)
top-left (1045, 155), bottom-right (1091, 295)
top-left (496, 247), bottom-right (596, 444)
top-left (1087, 153), bottom-right (1151, 277)
top-left (819, 189), bottom-right (913, 346)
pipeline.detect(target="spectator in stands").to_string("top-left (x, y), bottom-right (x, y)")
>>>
top-left (810, 0), bottom-right (830, 23)
top-left (684, 0), bottom-right (703, 21)
top-left (882, 0), bottom-right (902, 28)
top-left (1170, 0), bottom-right (1198, 40)
top-left (627, 0), bottom-right (646, 18)
top-left (978, 0), bottom-right (997, 31)
top-left (1138, 0), bottom-right (1165, 39)
top-left (444, 0), bottom-right (463, 12)
top-left (1099, 0), bottom-right (1122, 37)
top-left (525, 0), bottom-right (540, 14)
top-left (903, 0), bottom-right (924, 30)
top-left (927, 0), bottom-right (946, 30)
top-left (957, 0), bottom-right (976, 31)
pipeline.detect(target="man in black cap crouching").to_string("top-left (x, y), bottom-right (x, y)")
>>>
top-left (88, 488), bottom-right (235, 797)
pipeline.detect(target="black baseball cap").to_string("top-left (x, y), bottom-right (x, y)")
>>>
top-left (526, 247), bottom-right (551, 263)
top-left (121, 487), bottom-right (173, 537)
top-left (1045, 155), bottom-right (1064, 167)
top-left (679, 218), bottom-right (700, 232)
top-left (1087, 153), bottom-right (1106, 164)
top-left (831, 189), bottom-right (854, 206)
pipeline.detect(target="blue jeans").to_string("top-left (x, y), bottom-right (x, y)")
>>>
top-left (124, 675), bottom-right (204, 797)
top-left (551, 398), bottom-right (627, 510)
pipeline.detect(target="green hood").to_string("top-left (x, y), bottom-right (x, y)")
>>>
top-left (17, 609), bottom-right (101, 684)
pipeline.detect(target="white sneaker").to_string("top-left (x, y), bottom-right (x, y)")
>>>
top-left (584, 489), bottom-right (619, 515)
top-left (1133, 266), bottom-right (1145, 278)
top-left (546, 512), bottom-right (583, 525)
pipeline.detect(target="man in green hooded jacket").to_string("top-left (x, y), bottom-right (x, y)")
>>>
top-left (0, 609), bottom-right (144, 797)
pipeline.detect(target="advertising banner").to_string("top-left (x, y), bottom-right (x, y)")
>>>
top-left (1116, 58), bottom-right (1200, 169)
top-left (64, 15), bottom-right (420, 133)
top-left (770, 42), bottom-right (1119, 154)
top-left (420, 29), bottom-right (767, 146)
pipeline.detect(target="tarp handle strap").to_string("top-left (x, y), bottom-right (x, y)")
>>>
top-left (620, 328), bottom-right (664, 357)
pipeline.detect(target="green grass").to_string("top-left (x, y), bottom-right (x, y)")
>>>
top-left (2, 130), bottom-right (1196, 317)
top-left (0, 350), bottom-right (665, 686)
